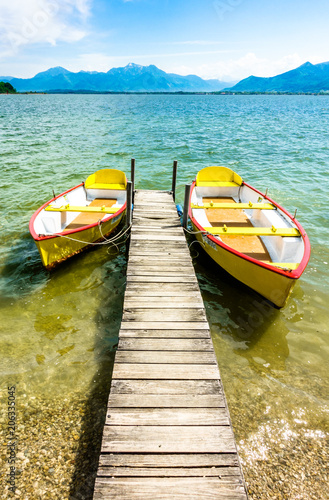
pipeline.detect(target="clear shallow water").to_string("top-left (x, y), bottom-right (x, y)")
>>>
top-left (0, 94), bottom-right (328, 498)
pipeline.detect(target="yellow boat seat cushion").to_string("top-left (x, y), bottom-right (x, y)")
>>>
top-left (85, 168), bottom-right (127, 190)
top-left (196, 166), bottom-right (243, 187)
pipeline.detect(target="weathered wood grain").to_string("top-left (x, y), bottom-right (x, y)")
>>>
top-left (105, 408), bottom-right (229, 426)
top-left (112, 363), bottom-right (220, 380)
top-left (98, 453), bottom-right (239, 468)
top-left (101, 425), bottom-right (236, 453)
top-left (120, 321), bottom-right (209, 330)
top-left (110, 379), bottom-right (222, 395)
top-left (115, 350), bottom-right (216, 364)
top-left (126, 275), bottom-right (197, 283)
top-left (124, 291), bottom-right (202, 300)
top-left (118, 338), bottom-right (213, 351)
top-left (126, 265), bottom-right (196, 275)
top-left (124, 284), bottom-right (201, 294)
top-left (122, 308), bottom-right (206, 322)
top-left (118, 329), bottom-right (211, 338)
top-left (97, 466), bottom-right (242, 478)
top-left (93, 478), bottom-right (247, 499)
top-left (107, 394), bottom-right (225, 408)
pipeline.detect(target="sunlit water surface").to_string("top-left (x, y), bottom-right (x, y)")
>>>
top-left (0, 94), bottom-right (328, 498)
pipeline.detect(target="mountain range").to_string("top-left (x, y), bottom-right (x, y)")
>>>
top-left (0, 63), bottom-right (234, 93)
top-left (227, 61), bottom-right (329, 93)
top-left (2, 61), bottom-right (329, 93)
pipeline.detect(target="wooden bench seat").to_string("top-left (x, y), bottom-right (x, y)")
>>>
top-left (63, 198), bottom-right (117, 231)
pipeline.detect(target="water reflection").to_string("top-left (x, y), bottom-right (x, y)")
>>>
top-left (192, 243), bottom-right (290, 371)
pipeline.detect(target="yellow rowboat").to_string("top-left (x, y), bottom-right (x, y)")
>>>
top-left (29, 168), bottom-right (127, 269)
top-left (188, 166), bottom-right (310, 308)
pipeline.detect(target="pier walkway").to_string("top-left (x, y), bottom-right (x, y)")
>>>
top-left (93, 189), bottom-right (248, 499)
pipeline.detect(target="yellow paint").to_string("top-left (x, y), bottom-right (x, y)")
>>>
top-left (196, 166), bottom-right (243, 187)
top-left (85, 168), bottom-right (127, 190)
top-left (204, 226), bottom-right (300, 237)
top-left (269, 263), bottom-right (299, 270)
top-left (192, 202), bottom-right (275, 210)
top-left (192, 222), bottom-right (296, 308)
top-left (36, 211), bottom-right (124, 269)
top-left (45, 205), bottom-right (120, 214)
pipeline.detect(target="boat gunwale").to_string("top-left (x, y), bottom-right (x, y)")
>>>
top-left (29, 181), bottom-right (127, 242)
top-left (188, 180), bottom-right (311, 280)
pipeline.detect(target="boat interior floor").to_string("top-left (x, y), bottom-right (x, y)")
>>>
top-left (63, 198), bottom-right (117, 232)
top-left (203, 196), bottom-right (272, 262)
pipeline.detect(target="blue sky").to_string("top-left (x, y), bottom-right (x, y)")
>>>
top-left (1, 0), bottom-right (329, 81)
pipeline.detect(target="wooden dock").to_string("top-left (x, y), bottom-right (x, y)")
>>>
top-left (93, 189), bottom-right (248, 499)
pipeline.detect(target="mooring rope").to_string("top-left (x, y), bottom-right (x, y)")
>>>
top-left (53, 223), bottom-right (131, 247)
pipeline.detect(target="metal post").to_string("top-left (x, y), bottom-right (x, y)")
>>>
top-left (131, 158), bottom-right (135, 203)
top-left (183, 183), bottom-right (191, 229)
top-left (126, 181), bottom-right (133, 226)
top-left (172, 160), bottom-right (178, 202)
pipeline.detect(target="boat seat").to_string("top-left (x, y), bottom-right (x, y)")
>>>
top-left (62, 198), bottom-right (117, 231)
top-left (204, 226), bottom-right (300, 237)
top-left (192, 202), bottom-right (274, 210)
top-left (196, 166), bottom-right (243, 187)
top-left (85, 168), bottom-right (127, 191)
top-left (45, 205), bottom-right (119, 214)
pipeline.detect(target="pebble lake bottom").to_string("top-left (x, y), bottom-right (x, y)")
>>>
top-left (0, 94), bottom-right (328, 499)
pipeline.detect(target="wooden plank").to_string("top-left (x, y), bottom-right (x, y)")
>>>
top-left (126, 276), bottom-right (198, 283)
top-left (112, 363), bottom-right (220, 380)
top-left (98, 453), bottom-right (239, 468)
top-left (124, 292), bottom-right (202, 300)
top-left (129, 242), bottom-right (189, 249)
top-left (123, 301), bottom-right (203, 308)
top-left (126, 265), bottom-right (195, 274)
top-left (93, 478), bottom-right (247, 499)
top-left (108, 394), bottom-right (225, 408)
top-left (124, 293), bottom-right (202, 300)
top-left (119, 329), bottom-right (211, 338)
top-left (105, 408), bottom-right (229, 426)
top-left (120, 322), bottom-right (209, 330)
top-left (122, 309), bottom-right (206, 322)
top-left (127, 270), bottom-right (196, 277)
top-left (128, 257), bottom-right (193, 266)
top-left (132, 221), bottom-right (182, 228)
top-left (115, 350), bottom-right (217, 364)
top-left (101, 425), bottom-right (236, 453)
top-left (97, 466), bottom-right (242, 477)
top-left (124, 284), bottom-right (200, 294)
top-left (131, 234), bottom-right (186, 241)
top-left (128, 247), bottom-right (190, 255)
top-left (131, 226), bottom-right (182, 232)
top-left (110, 380), bottom-right (222, 395)
top-left (118, 338), bottom-right (213, 351)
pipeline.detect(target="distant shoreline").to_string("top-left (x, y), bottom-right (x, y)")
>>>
top-left (14, 90), bottom-right (329, 96)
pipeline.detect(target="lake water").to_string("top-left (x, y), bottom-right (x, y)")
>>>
top-left (0, 94), bottom-right (328, 498)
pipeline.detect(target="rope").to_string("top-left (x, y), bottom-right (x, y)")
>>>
top-left (183, 227), bottom-right (209, 236)
top-left (54, 223), bottom-right (131, 247)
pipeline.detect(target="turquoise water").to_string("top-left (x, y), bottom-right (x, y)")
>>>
top-left (0, 94), bottom-right (328, 498)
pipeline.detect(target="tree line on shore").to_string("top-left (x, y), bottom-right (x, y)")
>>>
top-left (0, 82), bottom-right (16, 93)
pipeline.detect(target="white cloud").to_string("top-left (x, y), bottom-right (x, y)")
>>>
top-left (0, 0), bottom-right (92, 56)
top-left (173, 53), bottom-right (313, 81)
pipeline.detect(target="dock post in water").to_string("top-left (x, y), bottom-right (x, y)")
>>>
top-left (126, 181), bottom-right (133, 226)
top-left (93, 188), bottom-right (248, 499)
top-left (131, 159), bottom-right (135, 203)
top-left (172, 160), bottom-right (178, 202)
top-left (183, 183), bottom-right (191, 229)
